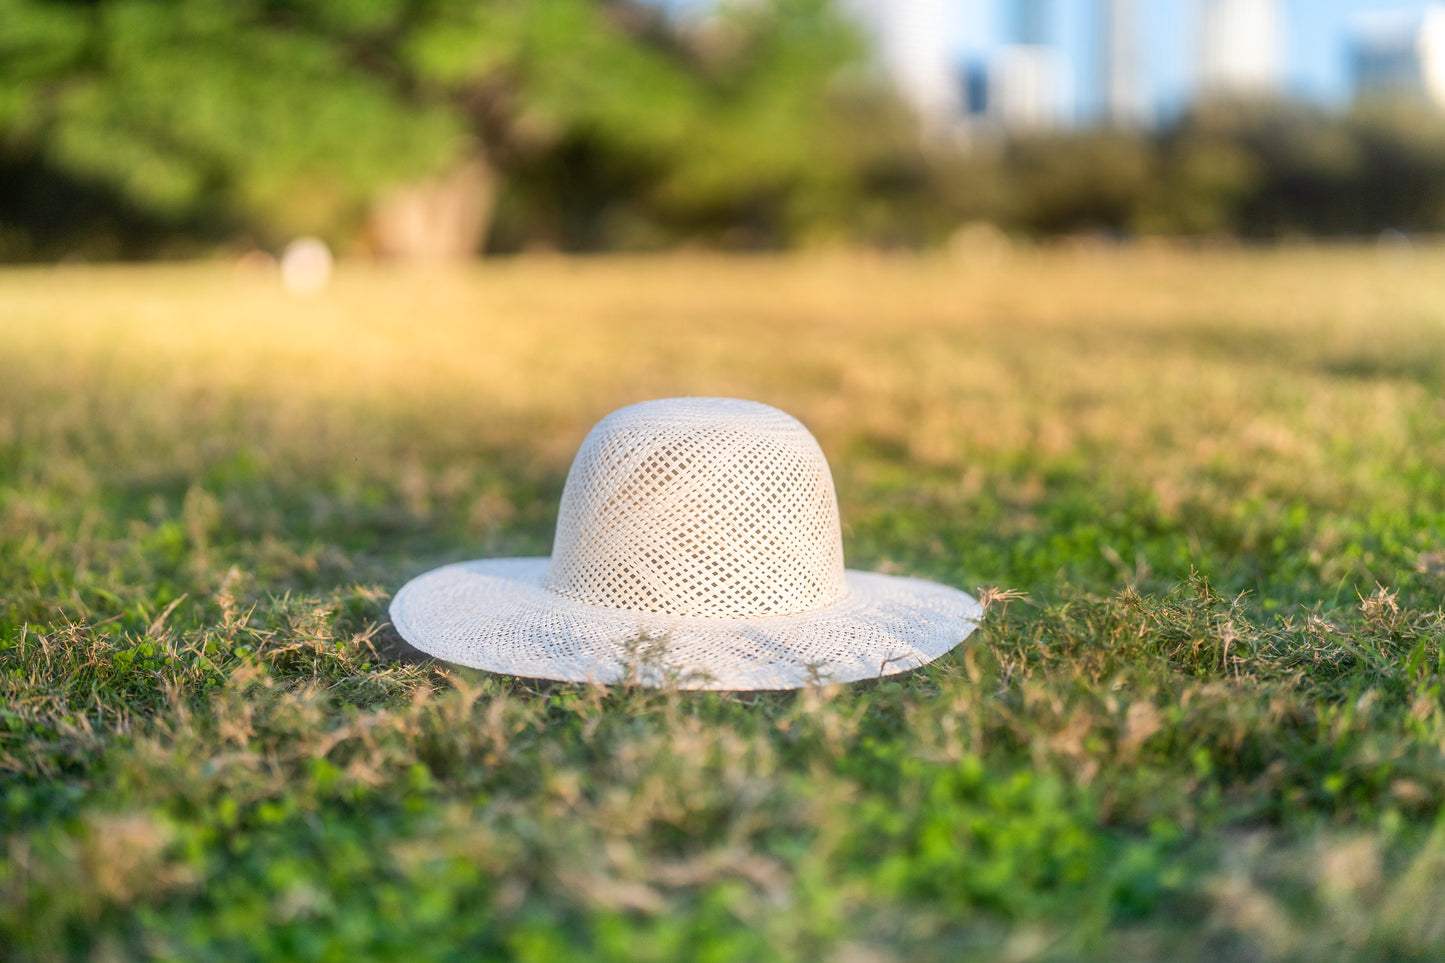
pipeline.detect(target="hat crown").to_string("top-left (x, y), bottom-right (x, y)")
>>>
top-left (546, 398), bottom-right (848, 619)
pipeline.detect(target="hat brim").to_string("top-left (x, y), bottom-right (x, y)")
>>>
top-left (389, 558), bottom-right (983, 690)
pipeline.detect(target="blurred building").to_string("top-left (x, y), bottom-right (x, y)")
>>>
top-left (987, 46), bottom-right (1065, 131)
top-left (1351, 6), bottom-right (1445, 110)
top-left (986, 0), bottom-right (1067, 132)
top-left (850, 0), bottom-right (964, 136)
top-left (1198, 0), bottom-right (1284, 98)
top-left (1101, 0), bottom-right (1149, 127)
top-left (849, 0), bottom-right (1084, 138)
top-left (1014, 0), bottom-right (1048, 46)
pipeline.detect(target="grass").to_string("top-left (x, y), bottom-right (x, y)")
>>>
top-left (2, 246), bottom-right (1445, 960)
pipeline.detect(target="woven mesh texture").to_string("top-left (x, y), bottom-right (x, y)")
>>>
top-left (547, 398), bottom-right (847, 618)
top-left (389, 397), bottom-right (983, 690)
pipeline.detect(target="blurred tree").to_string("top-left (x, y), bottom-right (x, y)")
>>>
top-left (1135, 105), bottom-right (1265, 237)
top-left (1004, 131), bottom-right (1155, 237)
top-left (1344, 102), bottom-right (1445, 233)
top-left (1185, 101), bottom-right (1366, 237)
top-left (1152, 100), bottom-right (1445, 238)
top-left (0, 0), bottom-right (464, 254)
top-left (408, 0), bottom-right (924, 251)
top-left (985, 100), bottom-right (1445, 242)
top-left (0, 0), bottom-right (926, 258)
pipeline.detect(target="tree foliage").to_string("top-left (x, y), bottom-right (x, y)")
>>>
top-left (1, 0), bottom-right (464, 250)
top-left (1, 0), bottom-right (934, 257)
top-left (956, 100), bottom-right (1445, 241)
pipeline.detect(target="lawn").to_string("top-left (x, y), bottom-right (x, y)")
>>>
top-left (2, 247), bottom-right (1444, 960)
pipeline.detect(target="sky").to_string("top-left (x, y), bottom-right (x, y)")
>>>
top-left (960, 0), bottom-right (1439, 122)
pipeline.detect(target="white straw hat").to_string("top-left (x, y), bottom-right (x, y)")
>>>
top-left (390, 398), bottom-right (983, 690)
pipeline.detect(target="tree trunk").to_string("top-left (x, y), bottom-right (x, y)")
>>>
top-left (367, 158), bottom-right (496, 261)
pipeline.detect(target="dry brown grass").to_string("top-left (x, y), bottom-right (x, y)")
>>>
top-left (6, 245), bottom-right (1442, 508)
